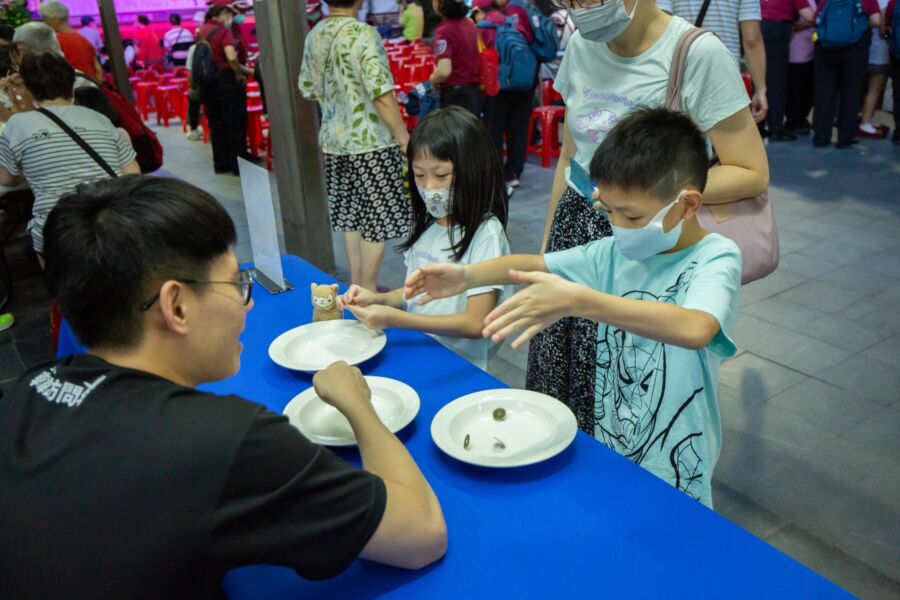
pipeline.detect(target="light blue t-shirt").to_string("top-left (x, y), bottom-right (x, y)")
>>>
top-left (544, 233), bottom-right (742, 507)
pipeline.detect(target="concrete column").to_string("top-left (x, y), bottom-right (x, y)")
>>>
top-left (96, 0), bottom-right (133, 103)
top-left (254, 0), bottom-right (335, 273)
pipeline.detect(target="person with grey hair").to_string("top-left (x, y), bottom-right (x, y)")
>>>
top-left (38, 1), bottom-right (104, 82)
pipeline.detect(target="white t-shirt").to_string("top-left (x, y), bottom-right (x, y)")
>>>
top-left (164, 27), bottom-right (195, 61)
top-left (555, 16), bottom-right (749, 176)
top-left (0, 105), bottom-right (136, 252)
top-left (403, 216), bottom-right (511, 370)
top-left (657, 0), bottom-right (761, 59)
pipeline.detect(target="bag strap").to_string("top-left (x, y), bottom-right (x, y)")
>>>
top-left (665, 27), bottom-right (711, 112)
top-left (695, 0), bottom-right (713, 28)
top-left (37, 108), bottom-right (118, 178)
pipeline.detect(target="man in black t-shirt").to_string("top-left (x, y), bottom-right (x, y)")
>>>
top-left (0, 176), bottom-right (447, 599)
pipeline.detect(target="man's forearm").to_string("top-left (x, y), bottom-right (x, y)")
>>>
top-left (465, 254), bottom-right (548, 289)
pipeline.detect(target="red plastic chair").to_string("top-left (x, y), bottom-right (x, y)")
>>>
top-left (153, 84), bottom-right (183, 127)
top-left (173, 66), bottom-right (190, 79)
top-left (246, 105), bottom-right (267, 156)
top-left (526, 106), bottom-right (565, 168)
top-left (540, 79), bottom-right (562, 106)
top-left (134, 81), bottom-right (157, 120)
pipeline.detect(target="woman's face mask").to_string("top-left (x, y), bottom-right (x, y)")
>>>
top-left (416, 184), bottom-right (452, 219)
top-left (570, 0), bottom-right (639, 43)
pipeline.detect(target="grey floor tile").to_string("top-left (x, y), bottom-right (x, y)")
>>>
top-left (776, 252), bottom-right (837, 279)
top-left (8, 308), bottom-right (49, 342)
top-left (718, 353), bottom-right (808, 402)
top-left (775, 279), bottom-right (869, 314)
top-left (732, 315), bottom-right (852, 376)
top-left (739, 268), bottom-right (809, 305)
top-left (841, 407), bottom-right (900, 462)
top-left (741, 296), bottom-right (826, 330)
top-left (782, 218), bottom-right (849, 240)
top-left (815, 355), bottom-right (900, 406)
top-left (849, 246), bottom-right (900, 280)
top-left (486, 355), bottom-right (526, 389)
top-left (875, 279), bottom-right (900, 304)
top-left (765, 524), bottom-right (900, 599)
top-left (15, 334), bottom-right (53, 369)
top-left (861, 334), bottom-right (900, 368)
top-left (832, 229), bottom-right (900, 253)
top-left (767, 378), bottom-right (883, 436)
top-left (838, 296), bottom-right (894, 322)
top-left (791, 313), bottom-right (886, 353)
top-left (796, 239), bottom-right (874, 267)
top-left (711, 479), bottom-right (789, 540)
top-left (777, 228), bottom-right (824, 254)
top-left (819, 265), bottom-right (900, 296)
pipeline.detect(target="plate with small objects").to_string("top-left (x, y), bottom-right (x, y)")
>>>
top-left (430, 389), bottom-right (577, 468)
top-left (283, 376), bottom-right (420, 446)
top-left (268, 320), bottom-right (386, 373)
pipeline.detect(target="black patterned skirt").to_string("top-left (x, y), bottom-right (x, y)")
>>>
top-left (323, 145), bottom-right (410, 243)
top-left (526, 186), bottom-right (612, 434)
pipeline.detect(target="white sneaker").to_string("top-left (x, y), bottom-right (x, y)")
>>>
top-left (506, 178), bottom-right (520, 188)
top-left (185, 129), bottom-right (202, 141)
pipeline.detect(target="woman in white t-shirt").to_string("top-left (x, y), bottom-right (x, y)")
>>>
top-left (529, 0), bottom-right (768, 431)
top-left (338, 107), bottom-right (511, 370)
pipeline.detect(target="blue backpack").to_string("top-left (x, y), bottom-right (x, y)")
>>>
top-left (480, 19), bottom-right (537, 92)
top-left (507, 0), bottom-right (559, 63)
top-left (889, 3), bottom-right (900, 57)
top-left (816, 0), bottom-right (870, 49)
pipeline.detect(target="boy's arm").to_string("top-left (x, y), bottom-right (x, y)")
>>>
top-left (348, 291), bottom-right (499, 339)
top-left (403, 254), bottom-right (547, 305)
top-left (485, 271), bottom-right (720, 350)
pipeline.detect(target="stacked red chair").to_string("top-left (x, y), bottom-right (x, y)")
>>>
top-left (526, 106), bottom-right (565, 168)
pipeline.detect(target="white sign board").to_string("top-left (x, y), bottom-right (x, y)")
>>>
top-left (238, 158), bottom-right (286, 291)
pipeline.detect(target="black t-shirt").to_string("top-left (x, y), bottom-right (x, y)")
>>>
top-left (0, 354), bottom-right (386, 599)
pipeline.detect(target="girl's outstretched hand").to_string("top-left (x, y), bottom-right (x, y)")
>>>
top-left (338, 285), bottom-right (378, 311)
top-left (483, 270), bottom-right (579, 349)
top-left (403, 263), bottom-right (467, 305)
top-left (347, 304), bottom-right (396, 330)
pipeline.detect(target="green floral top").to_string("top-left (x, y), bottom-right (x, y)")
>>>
top-left (299, 17), bottom-right (397, 155)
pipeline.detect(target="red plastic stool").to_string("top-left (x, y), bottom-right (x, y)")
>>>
top-left (526, 106), bottom-right (565, 168)
top-left (134, 81), bottom-right (157, 121)
top-left (247, 105), bottom-right (266, 156)
top-left (742, 71), bottom-right (753, 98)
top-left (540, 79), bottom-right (562, 106)
top-left (153, 84), bottom-right (183, 127)
top-left (202, 113), bottom-right (210, 143)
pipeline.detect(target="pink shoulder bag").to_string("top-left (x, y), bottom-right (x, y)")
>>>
top-left (666, 28), bottom-right (779, 285)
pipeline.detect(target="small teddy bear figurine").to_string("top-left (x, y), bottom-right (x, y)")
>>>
top-left (311, 283), bottom-right (343, 322)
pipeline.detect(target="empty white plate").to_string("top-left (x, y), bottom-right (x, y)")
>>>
top-left (283, 376), bottom-right (420, 446)
top-left (431, 389), bottom-right (577, 467)
top-left (269, 320), bottom-right (387, 373)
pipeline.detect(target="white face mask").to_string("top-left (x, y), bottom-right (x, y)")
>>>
top-left (416, 184), bottom-right (452, 219)
top-left (610, 193), bottom-right (684, 261)
top-left (570, 0), bottom-right (639, 43)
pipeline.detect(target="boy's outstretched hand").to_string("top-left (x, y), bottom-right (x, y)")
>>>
top-left (403, 263), bottom-right (467, 305)
top-left (338, 284), bottom-right (379, 311)
top-left (483, 270), bottom-right (581, 349)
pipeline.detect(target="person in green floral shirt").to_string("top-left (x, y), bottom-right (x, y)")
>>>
top-left (300, 0), bottom-right (411, 292)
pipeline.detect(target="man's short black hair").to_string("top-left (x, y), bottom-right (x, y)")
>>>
top-left (323, 0), bottom-right (358, 8)
top-left (43, 176), bottom-right (238, 349)
top-left (589, 107), bottom-right (709, 200)
top-left (137, 14), bottom-right (150, 26)
top-left (436, 0), bottom-right (468, 18)
top-left (20, 52), bottom-right (75, 102)
top-left (169, 13), bottom-right (182, 25)
top-left (80, 15), bottom-right (94, 27)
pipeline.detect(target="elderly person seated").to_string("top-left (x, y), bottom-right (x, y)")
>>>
top-left (0, 52), bottom-right (138, 259)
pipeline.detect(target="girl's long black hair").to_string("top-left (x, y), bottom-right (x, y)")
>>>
top-left (399, 106), bottom-right (508, 262)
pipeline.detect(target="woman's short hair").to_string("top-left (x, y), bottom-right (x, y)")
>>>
top-left (169, 13), bottom-right (182, 26)
top-left (136, 15), bottom-right (150, 26)
top-left (436, 0), bottom-right (468, 18)
top-left (20, 52), bottom-right (75, 102)
top-left (12, 22), bottom-right (63, 56)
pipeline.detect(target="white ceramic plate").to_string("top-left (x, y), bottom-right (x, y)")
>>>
top-left (431, 389), bottom-right (577, 468)
top-left (268, 320), bottom-right (386, 373)
top-left (283, 376), bottom-right (420, 446)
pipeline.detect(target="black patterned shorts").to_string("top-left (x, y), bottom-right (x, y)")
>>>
top-left (324, 145), bottom-right (411, 243)
top-left (526, 186), bottom-right (612, 434)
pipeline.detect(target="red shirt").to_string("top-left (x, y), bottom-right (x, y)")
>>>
top-left (199, 22), bottom-right (237, 70)
top-left (433, 18), bottom-right (480, 87)
top-left (479, 9), bottom-right (506, 48)
top-left (761, 0), bottom-right (815, 21)
top-left (133, 26), bottom-right (165, 64)
top-left (57, 32), bottom-right (97, 77)
top-left (815, 0), bottom-right (881, 16)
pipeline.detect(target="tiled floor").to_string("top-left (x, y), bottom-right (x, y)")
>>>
top-left (3, 119), bottom-right (899, 598)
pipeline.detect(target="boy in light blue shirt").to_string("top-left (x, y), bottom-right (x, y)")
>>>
top-left (404, 108), bottom-right (742, 507)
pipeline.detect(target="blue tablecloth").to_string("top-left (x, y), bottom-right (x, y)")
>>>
top-left (58, 256), bottom-right (847, 598)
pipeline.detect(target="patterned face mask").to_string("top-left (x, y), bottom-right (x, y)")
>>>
top-left (416, 184), bottom-right (452, 219)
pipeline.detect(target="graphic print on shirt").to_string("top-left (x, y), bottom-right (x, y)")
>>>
top-left (573, 87), bottom-right (642, 143)
top-left (594, 261), bottom-right (706, 501)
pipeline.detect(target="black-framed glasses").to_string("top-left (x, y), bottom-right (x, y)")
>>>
top-left (139, 269), bottom-right (254, 311)
top-left (549, 0), bottom-right (605, 10)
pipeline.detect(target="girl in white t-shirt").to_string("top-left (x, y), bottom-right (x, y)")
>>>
top-left (339, 106), bottom-right (511, 370)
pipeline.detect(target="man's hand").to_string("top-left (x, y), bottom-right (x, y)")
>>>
top-left (338, 284), bottom-right (379, 311)
top-left (403, 263), bottom-right (467, 305)
top-left (483, 270), bottom-right (582, 349)
top-left (750, 89), bottom-right (768, 123)
top-left (347, 304), bottom-right (396, 330)
top-left (312, 361), bottom-right (373, 418)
